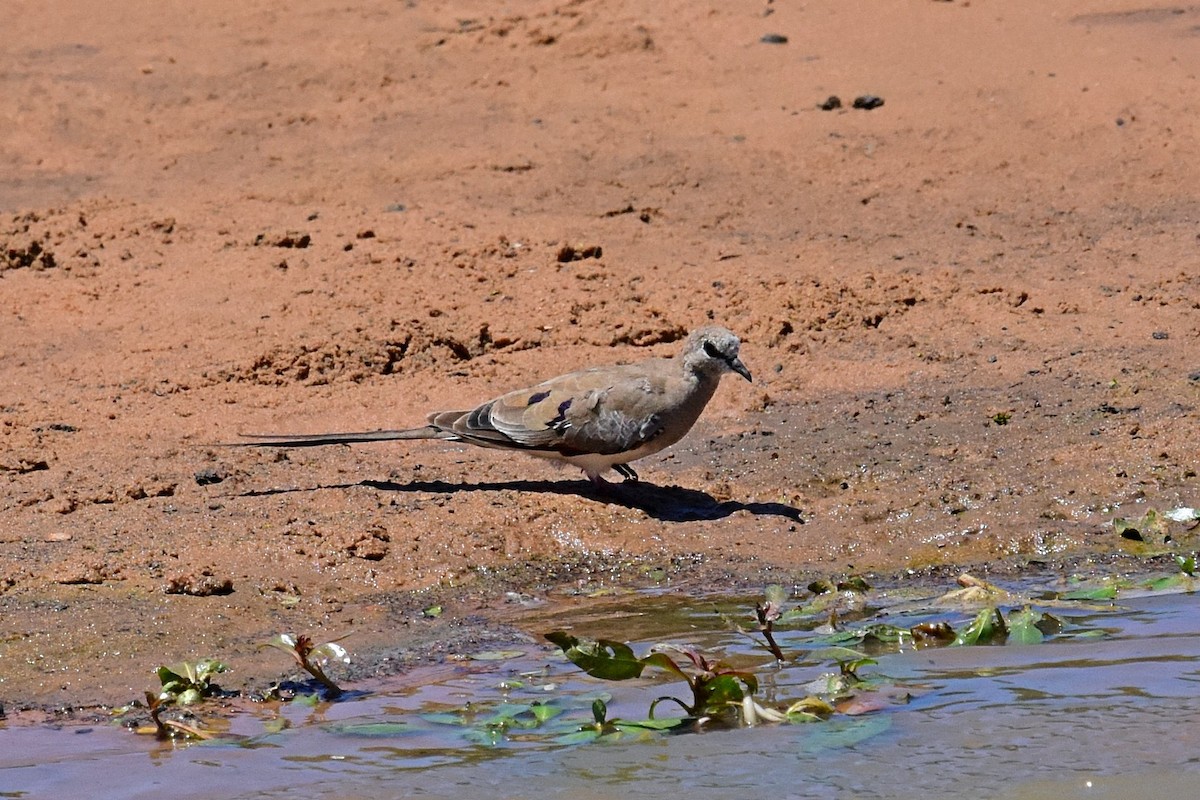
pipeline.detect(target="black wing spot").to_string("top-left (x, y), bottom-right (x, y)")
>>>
top-left (547, 398), bottom-right (573, 433)
top-left (527, 390), bottom-right (552, 406)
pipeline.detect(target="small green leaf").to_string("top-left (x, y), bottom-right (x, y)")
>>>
top-left (545, 632), bottom-right (648, 680)
top-left (615, 716), bottom-right (684, 730)
top-left (1006, 607), bottom-right (1046, 645)
top-left (1143, 573), bottom-right (1196, 592)
top-left (156, 666), bottom-right (183, 687)
top-left (421, 712), bottom-right (466, 726)
top-left (812, 645), bottom-right (872, 664)
top-left (837, 576), bottom-right (872, 594)
top-left (797, 715), bottom-right (892, 753)
top-left (264, 633), bottom-right (298, 654)
top-left (840, 657), bottom-right (878, 677)
top-left (699, 674), bottom-right (748, 712)
top-left (328, 721), bottom-right (410, 737)
top-left (591, 698), bottom-right (607, 725)
top-left (808, 579), bottom-right (837, 595)
top-left (641, 651), bottom-right (692, 682)
top-left (785, 695), bottom-right (836, 720)
top-left (952, 607), bottom-right (1007, 646)
top-left (1061, 584), bottom-right (1119, 601)
top-left (528, 702), bottom-right (562, 724)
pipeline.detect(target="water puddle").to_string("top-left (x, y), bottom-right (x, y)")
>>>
top-left (2, 574), bottom-right (1199, 799)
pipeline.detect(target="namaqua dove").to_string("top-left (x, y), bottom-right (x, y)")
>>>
top-left (235, 326), bottom-right (751, 484)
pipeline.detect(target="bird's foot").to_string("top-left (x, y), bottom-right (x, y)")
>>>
top-left (613, 463), bottom-right (639, 483)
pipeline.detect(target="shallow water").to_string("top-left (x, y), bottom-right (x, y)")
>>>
top-left (3, 581), bottom-right (1199, 800)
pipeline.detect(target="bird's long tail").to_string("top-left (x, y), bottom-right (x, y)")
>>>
top-left (232, 427), bottom-right (453, 448)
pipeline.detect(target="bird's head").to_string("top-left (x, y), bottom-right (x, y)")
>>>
top-left (685, 326), bottom-right (752, 382)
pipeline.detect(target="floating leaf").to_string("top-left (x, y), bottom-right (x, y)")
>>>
top-left (785, 695), bottom-right (836, 721)
top-left (796, 715), bottom-right (892, 753)
top-left (327, 721), bottom-right (410, 737)
top-left (545, 632), bottom-right (648, 680)
top-left (1060, 584), bottom-right (1119, 601)
top-left (528, 702), bottom-right (563, 724)
top-left (616, 716), bottom-right (684, 730)
top-left (952, 607), bottom-right (1007, 646)
top-left (421, 712), bottom-right (468, 726)
top-left (1143, 573), bottom-right (1196, 593)
top-left (469, 649), bottom-right (526, 661)
top-left (1006, 607), bottom-right (1058, 645)
top-left (812, 645), bottom-right (872, 665)
top-left (838, 576), bottom-right (872, 594)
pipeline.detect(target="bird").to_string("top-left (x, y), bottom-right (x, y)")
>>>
top-left (234, 326), bottom-right (752, 485)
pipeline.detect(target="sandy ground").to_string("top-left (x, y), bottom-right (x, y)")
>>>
top-left (1, 0), bottom-right (1198, 712)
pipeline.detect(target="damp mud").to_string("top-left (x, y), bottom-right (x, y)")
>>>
top-left (1, 0), bottom-right (1198, 714)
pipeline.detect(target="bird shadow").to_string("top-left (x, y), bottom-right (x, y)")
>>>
top-left (238, 478), bottom-right (804, 524)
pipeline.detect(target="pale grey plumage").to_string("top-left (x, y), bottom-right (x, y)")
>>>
top-left (235, 326), bottom-right (751, 484)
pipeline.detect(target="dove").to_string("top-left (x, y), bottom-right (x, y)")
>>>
top-left (235, 326), bottom-right (751, 484)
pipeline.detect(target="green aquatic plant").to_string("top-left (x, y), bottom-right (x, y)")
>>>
top-left (544, 631), bottom-right (758, 726)
top-left (263, 633), bottom-right (350, 698)
top-left (133, 692), bottom-right (215, 740)
top-left (155, 659), bottom-right (227, 705)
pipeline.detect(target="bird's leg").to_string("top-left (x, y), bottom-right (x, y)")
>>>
top-left (613, 463), bottom-right (639, 483)
top-left (585, 471), bottom-right (610, 487)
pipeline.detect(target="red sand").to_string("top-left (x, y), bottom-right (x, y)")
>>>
top-left (1, 0), bottom-right (1197, 710)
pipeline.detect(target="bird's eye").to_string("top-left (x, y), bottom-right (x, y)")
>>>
top-left (703, 340), bottom-right (721, 359)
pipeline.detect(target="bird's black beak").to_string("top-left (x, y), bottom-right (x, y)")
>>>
top-left (731, 357), bottom-right (752, 382)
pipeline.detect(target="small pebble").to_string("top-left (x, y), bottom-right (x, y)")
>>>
top-left (852, 95), bottom-right (885, 110)
top-left (194, 468), bottom-right (226, 486)
top-left (760, 33), bottom-right (788, 44)
top-left (819, 95), bottom-right (843, 111)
